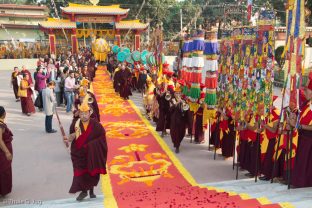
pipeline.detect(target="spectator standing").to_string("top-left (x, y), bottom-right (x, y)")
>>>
top-left (64, 71), bottom-right (78, 113)
top-left (42, 81), bottom-right (57, 133)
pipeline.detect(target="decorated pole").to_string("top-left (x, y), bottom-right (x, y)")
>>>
top-left (204, 29), bottom-right (219, 109)
top-left (281, 0), bottom-right (306, 189)
top-left (189, 27), bottom-right (205, 101)
top-left (247, 0), bottom-right (253, 23)
top-left (181, 33), bottom-right (190, 94)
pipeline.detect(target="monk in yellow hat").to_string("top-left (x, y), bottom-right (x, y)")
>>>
top-left (77, 78), bottom-right (100, 122)
top-left (64, 96), bottom-right (107, 201)
top-left (143, 76), bottom-right (155, 120)
top-left (169, 83), bottom-right (188, 153)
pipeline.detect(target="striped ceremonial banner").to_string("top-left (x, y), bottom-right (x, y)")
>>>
top-left (247, 0), bottom-right (253, 22)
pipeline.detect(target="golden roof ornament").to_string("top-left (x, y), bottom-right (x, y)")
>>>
top-left (89, 0), bottom-right (99, 6)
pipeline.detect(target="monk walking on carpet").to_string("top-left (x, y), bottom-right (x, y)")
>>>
top-left (0, 106), bottom-right (13, 197)
top-left (64, 97), bottom-right (108, 201)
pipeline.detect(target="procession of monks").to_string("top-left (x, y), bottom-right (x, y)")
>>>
top-left (110, 59), bottom-right (312, 189)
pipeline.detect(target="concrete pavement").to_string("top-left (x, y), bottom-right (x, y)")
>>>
top-left (0, 70), bottom-right (101, 205)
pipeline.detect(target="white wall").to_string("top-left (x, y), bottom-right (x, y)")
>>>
top-left (0, 28), bottom-right (44, 41)
top-left (164, 56), bottom-right (177, 70)
top-left (0, 58), bottom-right (37, 71)
top-left (305, 47), bottom-right (312, 70)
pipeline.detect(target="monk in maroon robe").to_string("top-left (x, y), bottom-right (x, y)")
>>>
top-left (88, 57), bottom-right (97, 81)
top-left (156, 89), bottom-right (170, 135)
top-left (290, 79), bottom-right (312, 188)
top-left (244, 115), bottom-right (261, 177)
top-left (259, 99), bottom-right (280, 181)
top-left (20, 66), bottom-right (33, 84)
top-left (19, 73), bottom-right (35, 116)
top-left (119, 64), bottom-right (132, 100)
top-left (221, 114), bottom-right (235, 158)
top-left (237, 111), bottom-right (254, 172)
top-left (169, 91), bottom-right (188, 153)
top-left (113, 65), bottom-right (121, 93)
top-left (64, 98), bottom-right (107, 201)
top-left (0, 106), bottom-right (13, 197)
top-left (194, 105), bottom-right (204, 144)
top-left (11, 67), bottom-right (20, 101)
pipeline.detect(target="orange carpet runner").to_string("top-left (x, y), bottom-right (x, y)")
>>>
top-left (93, 66), bottom-right (286, 208)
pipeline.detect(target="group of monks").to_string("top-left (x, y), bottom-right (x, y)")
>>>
top-left (132, 61), bottom-right (312, 189)
top-left (152, 66), bottom-right (211, 153)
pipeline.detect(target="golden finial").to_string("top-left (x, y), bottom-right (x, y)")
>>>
top-left (78, 95), bottom-right (90, 112)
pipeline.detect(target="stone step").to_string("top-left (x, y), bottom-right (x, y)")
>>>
top-left (204, 179), bottom-right (312, 208)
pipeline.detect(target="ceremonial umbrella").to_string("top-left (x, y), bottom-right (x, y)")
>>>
top-left (112, 45), bottom-right (120, 54)
top-left (117, 51), bottom-right (127, 62)
top-left (132, 51), bottom-right (141, 62)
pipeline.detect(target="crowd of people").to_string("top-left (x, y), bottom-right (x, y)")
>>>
top-left (2, 48), bottom-right (107, 201)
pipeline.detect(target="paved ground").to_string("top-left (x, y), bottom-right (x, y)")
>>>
top-left (0, 70), bottom-right (101, 206)
top-left (0, 69), bottom-right (290, 207)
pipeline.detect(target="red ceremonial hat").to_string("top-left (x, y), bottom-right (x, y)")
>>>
top-left (178, 80), bottom-right (185, 86)
top-left (166, 71), bottom-right (174, 77)
top-left (167, 84), bottom-right (174, 92)
top-left (163, 62), bottom-right (169, 69)
top-left (273, 95), bottom-right (278, 102)
top-left (200, 83), bottom-right (205, 90)
top-left (162, 70), bottom-right (168, 75)
top-left (200, 92), bottom-right (205, 99)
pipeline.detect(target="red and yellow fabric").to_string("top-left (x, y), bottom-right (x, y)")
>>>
top-left (300, 100), bottom-right (312, 125)
top-left (203, 108), bottom-right (217, 129)
top-left (48, 34), bottom-right (56, 55)
top-left (261, 108), bottom-right (280, 156)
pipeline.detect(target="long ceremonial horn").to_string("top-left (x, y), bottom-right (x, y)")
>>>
top-left (55, 107), bottom-right (69, 148)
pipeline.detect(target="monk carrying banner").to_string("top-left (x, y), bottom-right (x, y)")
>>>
top-left (64, 96), bottom-right (108, 201)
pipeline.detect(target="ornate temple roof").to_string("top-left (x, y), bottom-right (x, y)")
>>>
top-left (61, 3), bottom-right (129, 15)
top-left (115, 20), bottom-right (149, 30)
top-left (39, 18), bottom-right (76, 29)
top-left (0, 4), bottom-right (48, 11)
